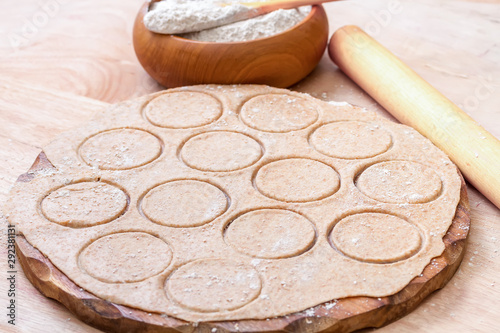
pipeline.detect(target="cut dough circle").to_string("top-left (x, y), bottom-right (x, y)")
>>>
top-left (79, 232), bottom-right (172, 283)
top-left (255, 158), bottom-right (340, 202)
top-left (79, 128), bottom-right (162, 170)
top-left (165, 259), bottom-right (261, 312)
top-left (141, 180), bottom-right (228, 228)
top-left (41, 182), bottom-right (128, 228)
top-left (225, 209), bottom-right (316, 259)
top-left (310, 121), bottom-right (392, 159)
top-left (330, 213), bottom-right (422, 263)
top-left (181, 131), bottom-right (262, 172)
top-left (357, 161), bottom-right (442, 204)
top-left (240, 94), bottom-right (318, 132)
top-left (144, 91), bottom-right (222, 129)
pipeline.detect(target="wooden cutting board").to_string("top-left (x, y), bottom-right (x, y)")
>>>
top-left (13, 151), bottom-right (471, 332)
top-left (0, 0), bottom-right (499, 332)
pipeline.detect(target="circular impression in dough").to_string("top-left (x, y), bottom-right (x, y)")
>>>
top-left (255, 158), bottom-right (340, 202)
top-left (41, 182), bottom-right (128, 228)
top-left (79, 232), bottom-right (172, 283)
top-left (144, 91), bottom-right (222, 129)
top-left (79, 128), bottom-right (162, 170)
top-left (240, 94), bottom-right (318, 132)
top-left (165, 259), bottom-right (261, 312)
top-left (330, 212), bottom-right (422, 263)
top-left (356, 161), bottom-right (442, 204)
top-left (181, 131), bottom-right (262, 172)
top-left (141, 180), bottom-right (228, 227)
top-left (225, 209), bottom-right (316, 259)
top-left (310, 121), bottom-right (392, 159)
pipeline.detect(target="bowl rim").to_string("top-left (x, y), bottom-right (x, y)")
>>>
top-left (141, 3), bottom-right (324, 45)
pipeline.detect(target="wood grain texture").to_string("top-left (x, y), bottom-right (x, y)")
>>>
top-left (0, 1), bottom-right (499, 332)
top-left (248, 0), bottom-right (340, 13)
top-left (0, 78), bottom-right (107, 148)
top-left (133, 3), bottom-right (329, 88)
top-left (0, 0), bottom-right (149, 104)
top-left (328, 25), bottom-right (500, 209)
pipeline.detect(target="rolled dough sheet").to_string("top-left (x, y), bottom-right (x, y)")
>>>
top-left (6, 85), bottom-right (461, 322)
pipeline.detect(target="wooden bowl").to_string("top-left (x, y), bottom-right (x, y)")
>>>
top-left (132, 2), bottom-right (329, 88)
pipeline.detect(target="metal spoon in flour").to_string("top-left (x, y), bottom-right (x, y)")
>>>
top-left (144, 0), bottom-right (341, 35)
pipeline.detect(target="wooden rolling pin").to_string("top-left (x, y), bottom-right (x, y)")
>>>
top-left (329, 25), bottom-right (500, 209)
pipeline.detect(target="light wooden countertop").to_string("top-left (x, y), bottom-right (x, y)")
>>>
top-left (0, 0), bottom-right (498, 332)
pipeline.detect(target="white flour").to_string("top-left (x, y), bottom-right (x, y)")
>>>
top-left (144, 0), bottom-right (311, 43)
top-left (182, 6), bottom-right (311, 42)
top-left (144, 0), bottom-right (252, 34)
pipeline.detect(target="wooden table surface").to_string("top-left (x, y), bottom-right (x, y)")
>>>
top-left (0, 0), bottom-right (499, 332)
